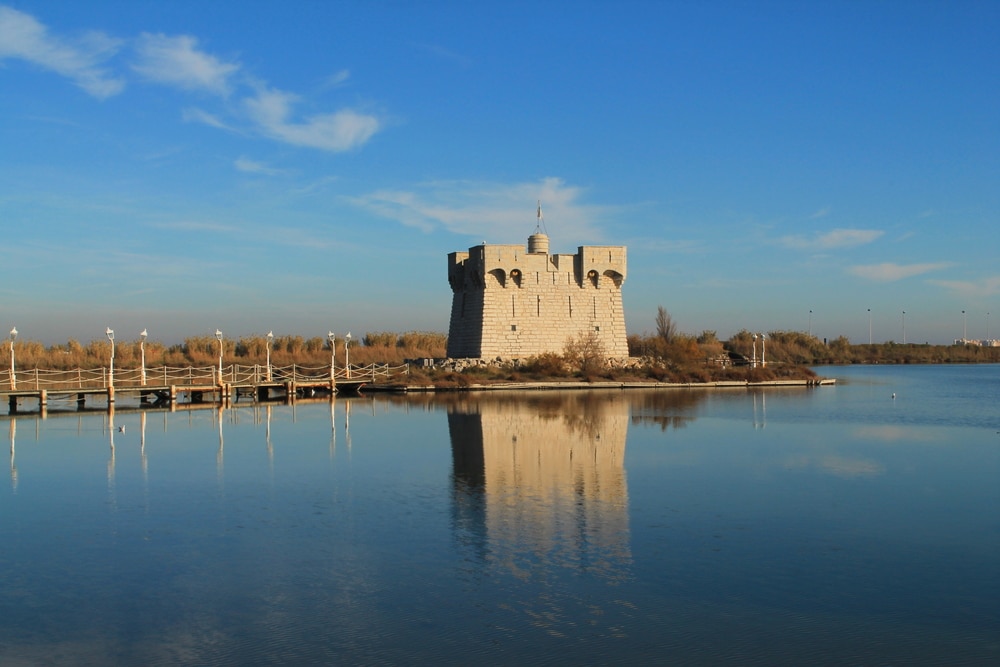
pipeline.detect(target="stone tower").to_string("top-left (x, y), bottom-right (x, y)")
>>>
top-left (446, 209), bottom-right (627, 359)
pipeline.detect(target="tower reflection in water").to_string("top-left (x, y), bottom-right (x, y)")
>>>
top-left (448, 391), bottom-right (632, 581)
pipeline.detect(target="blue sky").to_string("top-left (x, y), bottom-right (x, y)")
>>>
top-left (1, 1), bottom-right (997, 347)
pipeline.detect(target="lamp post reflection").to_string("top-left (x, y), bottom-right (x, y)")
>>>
top-left (9, 418), bottom-right (16, 493)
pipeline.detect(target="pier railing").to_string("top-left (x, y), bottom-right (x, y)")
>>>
top-left (0, 363), bottom-right (408, 391)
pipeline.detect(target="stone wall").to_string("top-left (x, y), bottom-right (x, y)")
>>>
top-left (447, 234), bottom-right (628, 359)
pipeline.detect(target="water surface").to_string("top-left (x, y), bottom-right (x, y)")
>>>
top-left (2, 365), bottom-right (998, 664)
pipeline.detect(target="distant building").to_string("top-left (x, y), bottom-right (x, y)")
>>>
top-left (446, 215), bottom-right (628, 359)
top-left (955, 338), bottom-right (1000, 347)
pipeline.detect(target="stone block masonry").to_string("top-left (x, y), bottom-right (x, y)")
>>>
top-left (447, 232), bottom-right (628, 359)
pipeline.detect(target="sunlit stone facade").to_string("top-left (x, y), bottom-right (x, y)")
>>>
top-left (446, 232), bottom-right (628, 359)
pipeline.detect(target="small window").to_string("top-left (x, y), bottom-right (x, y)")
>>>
top-left (595, 326), bottom-right (600, 332)
top-left (511, 325), bottom-right (517, 331)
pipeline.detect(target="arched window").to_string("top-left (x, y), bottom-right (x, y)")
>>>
top-left (488, 268), bottom-right (506, 288)
top-left (602, 270), bottom-right (624, 288)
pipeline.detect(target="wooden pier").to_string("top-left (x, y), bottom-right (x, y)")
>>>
top-left (0, 363), bottom-right (405, 415)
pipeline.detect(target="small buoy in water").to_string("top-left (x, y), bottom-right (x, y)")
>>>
top-left (118, 425), bottom-right (126, 433)
top-left (891, 393), bottom-right (896, 399)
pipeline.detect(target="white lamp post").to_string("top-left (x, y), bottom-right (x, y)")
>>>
top-left (106, 328), bottom-right (115, 388)
top-left (868, 308), bottom-right (872, 345)
top-left (344, 332), bottom-right (352, 379)
top-left (8, 327), bottom-right (16, 390)
top-left (328, 332), bottom-right (336, 382)
top-left (962, 310), bottom-right (967, 342)
top-left (140, 329), bottom-right (148, 385)
top-left (215, 329), bottom-right (224, 383)
top-left (751, 333), bottom-right (757, 369)
top-left (808, 310), bottom-right (812, 337)
top-left (760, 333), bottom-right (766, 368)
top-left (902, 311), bottom-right (906, 344)
top-left (266, 331), bottom-right (274, 382)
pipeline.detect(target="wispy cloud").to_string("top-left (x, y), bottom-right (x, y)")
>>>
top-left (133, 33), bottom-right (239, 95)
top-left (150, 220), bottom-right (240, 234)
top-left (351, 177), bottom-right (609, 242)
top-left (807, 207), bottom-right (831, 219)
top-left (780, 228), bottom-right (883, 250)
top-left (181, 107), bottom-right (234, 130)
top-left (0, 5), bottom-right (124, 98)
top-left (244, 86), bottom-right (380, 152)
top-left (320, 69), bottom-right (350, 89)
top-left (847, 262), bottom-right (950, 282)
top-left (412, 42), bottom-right (473, 68)
top-left (234, 157), bottom-right (284, 175)
top-left (928, 275), bottom-right (1000, 298)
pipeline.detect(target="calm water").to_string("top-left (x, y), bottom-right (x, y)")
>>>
top-left (2, 365), bottom-right (998, 665)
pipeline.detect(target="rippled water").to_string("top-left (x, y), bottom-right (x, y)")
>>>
top-left (2, 365), bottom-right (998, 664)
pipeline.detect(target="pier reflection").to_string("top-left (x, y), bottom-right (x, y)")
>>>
top-left (448, 391), bottom-right (632, 581)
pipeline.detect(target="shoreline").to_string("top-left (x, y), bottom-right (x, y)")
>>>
top-left (374, 377), bottom-right (835, 393)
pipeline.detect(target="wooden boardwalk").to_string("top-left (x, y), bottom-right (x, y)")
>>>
top-left (0, 363), bottom-right (406, 415)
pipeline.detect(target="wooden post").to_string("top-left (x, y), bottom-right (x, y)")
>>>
top-left (107, 386), bottom-right (115, 404)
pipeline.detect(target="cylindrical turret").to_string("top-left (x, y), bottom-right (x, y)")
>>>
top-left (528, 232), bottom-right (549, 254)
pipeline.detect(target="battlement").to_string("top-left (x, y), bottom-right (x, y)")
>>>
top-left (447, 232), bottom-right (628, 359)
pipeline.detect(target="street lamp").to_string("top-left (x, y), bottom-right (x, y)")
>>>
top-left (106, 328), bottom-right (115, 388)
top-left (266, 331), bottom-right (274, 382)
top-left (751, 333), bottom-right (758, 369)
top-left (962, 310), bottom-right (967, 342)
top-left (140, 329), bottom-right (148, 385)
top-left (328, 331), bottom-right (336, 382)
top-left (902, 311), bottom-right (906, 345)
top-left (8, 327), bottom-right (16, 390)
top-left (760, 333), bottom-right (766, 368)
top-left (808, 310), bottom-right (812, 337)
top-left (868, 308), bottom-right (872, 345)
top-left (344, 332), bottom-right (352, 379)
top-left (215, 329), bottom-right (224, 383)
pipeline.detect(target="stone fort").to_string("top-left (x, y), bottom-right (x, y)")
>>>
top-left (446, 214), bottom-right (628, 359)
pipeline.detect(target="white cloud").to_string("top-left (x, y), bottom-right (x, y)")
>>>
top-left (244, 86), bottom-right (380, 151)
top-left (234, 157), bottom-right (284, 175)
top-left (928, 275), bottom-right (1000, 298)
top-left (847, 262), bottom-right (950, 282)
top-left (780, 228), bottom-right (883, 250)
top-left (807, 207), bottom-right (831, 219)
top-left (181, 107), bottom-right (233, 130)
top-left (0, 6), bottom-right (123, 98)
top-left (351, 177), bottom-right (609, 242)
top-left (133, 33), bottom-right (239, 95)
top-left (321, 69), bottom-right (350, 89)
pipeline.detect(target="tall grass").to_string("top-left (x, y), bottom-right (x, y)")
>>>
top-left (7, 332), bottom-right (448, 370)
